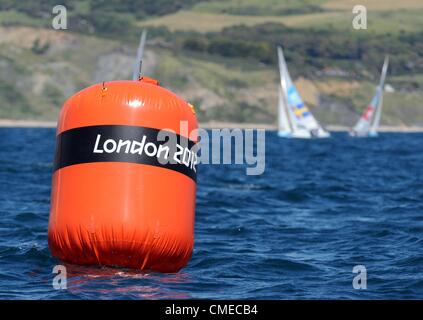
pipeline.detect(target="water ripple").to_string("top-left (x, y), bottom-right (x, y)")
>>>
top-left (0, 129), bottom-right (422, 299)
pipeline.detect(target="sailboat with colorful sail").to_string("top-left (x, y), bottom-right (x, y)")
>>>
top-left (350, 56), bottom-right (389, 137)
top-left (132, 29), bottom-right (148, 80)
top-left (277, 46), bottom-right (330, 139)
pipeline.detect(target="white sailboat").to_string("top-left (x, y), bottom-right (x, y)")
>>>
top-left (132, 29), bottom-right (148, 80)
top-left (350, 56), bottom-right (389, 137)
top-left (277, 46), bottom-right (330, 139)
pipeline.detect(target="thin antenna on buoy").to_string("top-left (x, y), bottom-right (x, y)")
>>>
top-left (132, 30), bottom-right (147, 81)
top-left (101, 81), bottom-right (107, 96)
top-left (138, 60), bottom-right (143, 80)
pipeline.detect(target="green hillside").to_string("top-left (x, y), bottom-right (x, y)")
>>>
top-left (0, 0), bottom-right (422, 126)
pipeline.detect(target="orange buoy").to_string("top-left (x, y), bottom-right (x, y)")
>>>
top-left (48, 77), bottom-right (198, 272)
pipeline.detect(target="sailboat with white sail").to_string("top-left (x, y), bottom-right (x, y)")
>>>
top-left (277, 46), bottom-right (330, 139)
top-left (132, 30), bottom-right (148, 80)
top-left (350, 56), bottom-right (389, 137)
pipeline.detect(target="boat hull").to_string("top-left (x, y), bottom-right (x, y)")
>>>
top-left (277, 130), bottom-right (331, 139)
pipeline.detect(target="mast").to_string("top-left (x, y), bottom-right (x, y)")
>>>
top-left (132, 29), bottom-right (148, 81)
top-left (277, 46), bottom-right (293, 133)
top-left (371, 55), bottom-right (389, 132)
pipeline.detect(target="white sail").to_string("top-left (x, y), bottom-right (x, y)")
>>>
top-left (277, 46), bottom-right (330, 138)
top-left (278, 89), bottom-right (291, 136)
top-left (132, 30), bottom-right (148, 81)
top-left (351, 56), bottom-right (389, 137)
top-left (277, 47), bottom-right (292, 137)
top-left (352, 94), bottom-right (380, 136)
top-left (370, 56), bottom-right (389, 136)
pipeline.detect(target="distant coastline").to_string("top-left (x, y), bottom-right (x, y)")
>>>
top-left (1, 119), bottom-right (423, 132)
top-left (199, 122), bottom-right (423, 133)
top-left (0, 119), bottom-right (57, 128)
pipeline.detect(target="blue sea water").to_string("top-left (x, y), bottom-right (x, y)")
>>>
top-left (0, 128), bottom-right (422, 299)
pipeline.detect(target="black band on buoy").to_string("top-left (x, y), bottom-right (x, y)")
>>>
top-left (54, 125), bottom-right (198, 181)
